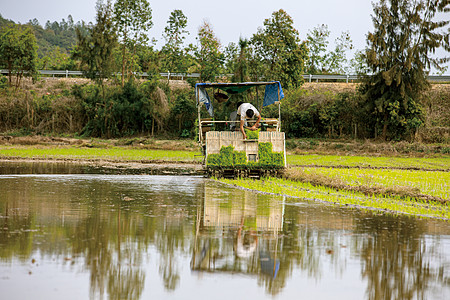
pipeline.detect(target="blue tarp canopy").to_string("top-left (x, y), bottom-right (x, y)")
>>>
top-left (196, 81), bottom-right (284, 117)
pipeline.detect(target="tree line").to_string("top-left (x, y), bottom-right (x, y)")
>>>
top-left (0, 0), bottom-right (449, 141)
top-left (0, 1), bottom-right (363, 88)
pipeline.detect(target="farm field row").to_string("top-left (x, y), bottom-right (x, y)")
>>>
top-left (1, 146), bottom-right (449, 169)
top-left (217, 176), bottom-right (450, 220)
top-left (0, 145), bottom-right (203, 162)
top-left (1, 144), bottom-right (449, 219)
top-left (287, 154), bottom-right (450, 170)
top-left (298, 167), bottom-right (449, 200)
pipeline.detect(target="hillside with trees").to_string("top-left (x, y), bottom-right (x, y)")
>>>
top-left (1, 14), bottom-right (85, 70)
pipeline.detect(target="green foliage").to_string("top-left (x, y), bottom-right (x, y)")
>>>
top-left (327, 31), bottom-right (353, 74)
top-left (226, 38), bottom-right (251, 82)
top-left (74, 0), bottom-right (117, 93)
top-left (37, 15), bottom-right (84, 59)
top-left (219, 176), bottom-right (450, 219)
top-left (306, 24), bottom-right (354, 74)
top-left (0, 75), bottom-right (7, 89)
top-left (250, 9), bottom-right (307, 89)
top-left (38, 46), bottom-right (76, 70)
top-left (257, 142), bottom-right (273, 165)
top-left (114, 0), bottom-right (153, 47)
top-left (70, 77), bottom-right (189, 138)
top-left (305, 24), bottom-right (330, 74)
top-left (169, 89), bottom-right (196, 137)
top-left (196, 20), bottom-right (223, 82)
top-left (262, 87), bottom-right (364, 139)
top-left (0, 146), bottom-right (201, 162)
top-left (73, 80), bottom-right (153, 137)
top-left (207, 145), bottom-right (236, 167)
top-left (113, 0), bottom-right (153, 85)
top-left (362, 0), bottom-right (450, 140)
top-left (0, 24), bottom-right (38, 88)
top-left (206, 153), bottom-right (221, 166)
top-left (0, 15), bottom-right (91, 72)
top-left (160, 9), bottom-right (191, 73)
top-left (245, 128), bottom-right (260, 140)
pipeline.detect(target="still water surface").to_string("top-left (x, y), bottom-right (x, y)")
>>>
top-left (0, 165), bottom-right (449, 299)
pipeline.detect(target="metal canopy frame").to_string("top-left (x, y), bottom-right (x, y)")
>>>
top-left (195, 81), bottom-right (283, 146)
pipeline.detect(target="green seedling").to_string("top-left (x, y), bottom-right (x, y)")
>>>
top-left (245, 128), bottom-right (260, 140)
top-left (217, 177), bottom-right (450, 220)
top-left (206, 143), bottom-right (284, 168)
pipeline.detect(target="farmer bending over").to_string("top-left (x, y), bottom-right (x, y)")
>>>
top-left (237, 102), bottom-right (261, 139)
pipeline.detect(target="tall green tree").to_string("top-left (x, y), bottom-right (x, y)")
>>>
top-left (327, 31), bottom-right (353, 74)
top-left (0, 24), bottom-right (38, 89)
top-left (114, 0), bottom-right (153, 86)
top-left (250, 9), bottom-right (308, 88)
top-left (305, 24), bottom-right (330, 74)
top-left (223, 42), bottom-right (238, 74)
top-left (349, 49), bottom-right (371, 75)
top-left (306, 24), bottom-right (354, 74)
top-left (74, 0), bottom-right (117, 97)
top-left (363, 0), bottom-right (450, 140)
top-left (196, 20), bottom-right (223, 82)
top-left (160, 9), bottom-right (190, 73)
top-left (223, 38), bottom-right (250, 82)
top-left (235, 38), bottom-right (250, 82)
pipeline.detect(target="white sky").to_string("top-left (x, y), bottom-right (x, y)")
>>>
top-left (1, 0), bottom-right (449, 74)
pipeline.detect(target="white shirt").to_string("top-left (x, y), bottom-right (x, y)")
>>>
top-left (237, 103), bottom-right (260, 121)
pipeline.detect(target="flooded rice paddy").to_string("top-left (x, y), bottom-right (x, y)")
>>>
top-left (0, 163), bottom-right (449, 299)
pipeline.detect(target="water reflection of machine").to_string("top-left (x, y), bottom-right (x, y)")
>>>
top-left (190, 185), bottom-right (284, 279)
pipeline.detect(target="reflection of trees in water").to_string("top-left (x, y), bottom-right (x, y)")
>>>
top-left (70, 209), bottom-right (147, 299)
top-left (2, 176), bottom-right (450, 299)
top-left (0, 201), bottom-right (34, 260)
top-left (355, 213), bottom-right (448, 300)
top-left (0, 177), bottom-right (201, 298)
top-left (155, 220), bottom-right (187, 291)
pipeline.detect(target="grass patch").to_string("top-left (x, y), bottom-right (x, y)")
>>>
top-left (0, 145), bottom-right (202, 162)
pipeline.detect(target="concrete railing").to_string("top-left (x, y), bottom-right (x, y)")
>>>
top-left (1, 69), bottom-right (449, 83)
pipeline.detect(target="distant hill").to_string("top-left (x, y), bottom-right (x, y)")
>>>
top-left (0, 14), bottom-right (89, 69)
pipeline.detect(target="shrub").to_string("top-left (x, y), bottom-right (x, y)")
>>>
top-left (0, 75), bottom-right (7, 89)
